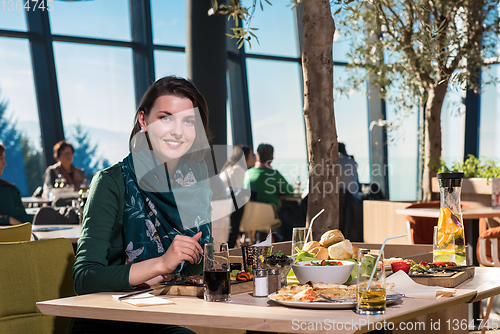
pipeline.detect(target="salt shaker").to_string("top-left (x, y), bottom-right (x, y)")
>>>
top-left (253, 269), bottom-right (268, 297)
top-left (267, 268), bottom-right (281, 294)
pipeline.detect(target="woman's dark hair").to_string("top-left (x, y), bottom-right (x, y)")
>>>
top-left (129, 76), bottom-right (211, 163)
top-left (0, 142), bottom-right (5, 156)
top-left (53, 140), bottom-right (74, 160)
top-left (220, 145), bottom-right (252, 172)
top-left (256, 143), bottom-right (273, 163)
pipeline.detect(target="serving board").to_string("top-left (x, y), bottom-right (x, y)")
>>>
top-left (409, 267), bottom-right (475, 288)
top-left (153, 281), bottom-right (254, 298)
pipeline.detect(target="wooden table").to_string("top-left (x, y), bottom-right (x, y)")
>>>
top-left (396, 207), bottom-right (500, 265)
top-left (396, 207), bottom-right (500, 220)
top-left (37, 288), bottom-right (477, 334)
top-left (396, 207), bottom-right (500, 329)
top-left (32, 225), bottom-right (81, 243)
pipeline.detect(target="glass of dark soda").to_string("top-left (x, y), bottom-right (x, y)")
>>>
top-left (203, 243), bottom-right (230, 302)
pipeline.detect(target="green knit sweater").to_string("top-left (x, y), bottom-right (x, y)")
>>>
top-left (0, 180), bottom-right (33, 225)
top-left (243, 167), bottom-right (293, 209)
top-left (73, 163), bottom-right (133, 295)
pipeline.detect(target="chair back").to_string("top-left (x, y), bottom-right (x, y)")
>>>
top-left (404, 201), bottom-right (440, 244)
top-left (239, 201), bottom-right (281, 232)
top-left (0, 222), bottom-right (32, 242)
top-left (33, 207), bottom-right (79, 225)
top-left (0, 238), bottom-right (76, 334)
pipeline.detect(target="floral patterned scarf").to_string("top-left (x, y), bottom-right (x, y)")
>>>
top-left (121, 151), bottom-right (212, 276)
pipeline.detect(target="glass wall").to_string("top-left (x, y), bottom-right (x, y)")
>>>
top-left (49, 0), bottom-right (131, 41)
top-left (151, 0), bottom-right (186, 47)
top-left (479, 64), bottom-right (500, 160)
top-left (0, 6), bottom-right (27, 31)
top-left (53, 42), bottom-right (135, 173)
top-left (154, 51), bottom-right (187, 79)
top-left (334, 66), bottom-right (370, 184)
top-left (0, 37), bottom-right (40, 195)
top-left (242, 0), bottom-right (298, 57)
top-left (246, 58), bottom-right (307, 186)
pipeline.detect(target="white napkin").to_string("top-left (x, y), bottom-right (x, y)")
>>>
top-left (112, 293), bottom-right (175, 306)
top-left (386, 271), bottom-right (457, 299)
top-left (253, 232), bottom-right (272, 246)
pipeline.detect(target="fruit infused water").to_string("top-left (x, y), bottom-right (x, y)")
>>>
top-left (437, 172), bottom-right (465, 265)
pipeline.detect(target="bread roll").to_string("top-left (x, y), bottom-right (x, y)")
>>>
top-left (319, 229), bottom-right (345, 247)
top-left (302, 241), bottom-right (321, 253)
top-left (310, 246), bottom-right (329, 260)
top-left (351, 245), bottom-right (359, 259)
top-left (327, 240), bottom-right (353, 260)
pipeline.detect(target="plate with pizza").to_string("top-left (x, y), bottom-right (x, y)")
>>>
top-left (268, 281), bottom-right (403, 310)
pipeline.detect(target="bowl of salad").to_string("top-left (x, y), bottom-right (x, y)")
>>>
top-left (293, 260), bottom-right (355, 285)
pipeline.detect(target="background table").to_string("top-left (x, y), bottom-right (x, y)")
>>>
top-left (32, 225), bottom-right (81, 244)
top-left (21, 197), bottom-right (51, 208)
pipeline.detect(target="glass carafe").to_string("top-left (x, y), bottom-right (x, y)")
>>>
top-left (437, 172), bottom-right (466, 265)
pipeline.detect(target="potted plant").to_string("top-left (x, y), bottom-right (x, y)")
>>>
top-left (432, 155), bottom-right (500, 208)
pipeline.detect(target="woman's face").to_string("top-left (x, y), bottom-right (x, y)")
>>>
top-left (139, 95), bottom-right (196, 166)
top-left (0, 151), bottom-right (6, 176)
top-left (58, 146), bottom-right (74, 166)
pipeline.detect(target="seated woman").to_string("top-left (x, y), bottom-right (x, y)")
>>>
top-left (42, 140), bottom-right (87, 202)
top-left (0, 143), bottom-right (33, 225)
top-left (71, 76), bottom-right (212, 334)
top-left (219, 145), bottom-right (255, 247)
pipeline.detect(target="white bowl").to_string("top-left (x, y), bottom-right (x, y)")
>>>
top-left (292, 260), bottom-right (355, 285)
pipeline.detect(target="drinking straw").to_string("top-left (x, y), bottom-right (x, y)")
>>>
top-left (366, 233), bottom-right (407, 289)
top-left (304, 209), bottom-right (325, 245)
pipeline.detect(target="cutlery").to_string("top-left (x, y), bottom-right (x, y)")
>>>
top-left (318, 294), bottom-right (349, 303)
top-left (118, 275), bottom-right (183, 300)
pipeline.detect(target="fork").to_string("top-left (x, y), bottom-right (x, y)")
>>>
top-left (318, 294), bottom-right (349, 303)
top-left (118, 274), bottom-right (180, 300)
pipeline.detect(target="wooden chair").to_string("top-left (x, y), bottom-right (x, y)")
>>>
top-left (0, 238), bottom-right (76, 334)
top-left (0, 222), bottom-right (32, 242)
top-left (403, 201), bottom-right (440, 244)
top-left (477, 225), bottom-right (500, 334)
top-left (238, 201), bottom-right (281, 244)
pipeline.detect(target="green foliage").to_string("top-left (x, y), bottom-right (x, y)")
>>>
top-left (211, 0), bottom-right (272, 49)
top-left (335, 0), bottom-right (500, 118)
top-left (438, 154), bottom-right (500, 179)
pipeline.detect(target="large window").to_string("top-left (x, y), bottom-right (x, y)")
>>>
top-left (49, 0), bottom-right (131, 41)
top-left (246, 58), bottom-right (306, 185)
top-left (334, 66), bottom-right (370, 184)
top-left (441, 88), bottom-right (466, 166)
top-left (151, 0), bottom-right (186, 47)
top-left (53, 42), bottom-right (135, 170)
top-left (0, 37), bottom-right (40, 195)
top-left (479, 64), bottom-right (500, 160)
top-left (0, 6), bottom-right (27, 31)
top-left (385, 102), bottom-right (419, 201)
top-left (242, 0), bottom-right (298, 58)
top-left (154, 51), bottom-right (187, 79)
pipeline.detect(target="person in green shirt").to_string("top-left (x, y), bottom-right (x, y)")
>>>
top-left (243, 143), bottom-right (294, 241)
top-left (71, 76), bottom-right (213, 334)
top-left (0, 142), bottom-right (33, 226)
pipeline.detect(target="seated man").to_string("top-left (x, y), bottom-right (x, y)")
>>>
top-left (244, 143), bottom-right (294, 241)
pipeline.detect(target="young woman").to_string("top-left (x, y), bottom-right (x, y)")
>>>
top-left (71, 76), bottom-right (213, 334)
top-left (42, 140), bottom-right (88, 198)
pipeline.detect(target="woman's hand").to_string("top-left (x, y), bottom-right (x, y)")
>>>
top-left (159, 232), bottom-right (203, 273)
top-left (128, 232), bottom-right (203, 287)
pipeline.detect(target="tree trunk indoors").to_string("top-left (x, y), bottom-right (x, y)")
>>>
top-left (302, 0), bottom-right (339, 239)
top-left (422, 83), bottom-right (448, 201)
